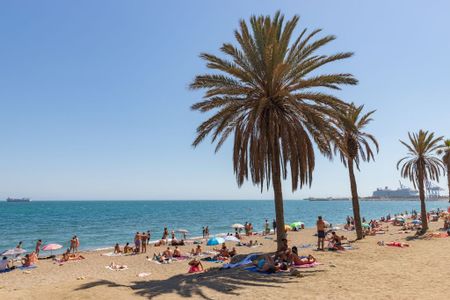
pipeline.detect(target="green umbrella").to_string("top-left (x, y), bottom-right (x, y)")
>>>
top-left (362, 223), bottom-right (370, 228)
top-left (290, 221), bottom-right (304, 229)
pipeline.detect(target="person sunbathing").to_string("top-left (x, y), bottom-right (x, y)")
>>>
top-left (289, 253), bottom-right (316, 266)
top-left (190, 245), bottom-right (202, 256)
top-left (22, 254), bottom-right (35, 267)
top-left (123, 243), bottom-right (133, 254)
top-left (173, 246), bottom-right (182, 258)
top-left (0, 256), bottom-right (15, 272)
top-left (228, 247), bottom-right (237, 257)
top-left (253, 255), bottom-right (278, 273)
top-left (109, 262), bottom-right (127, 270)
top-left (114, 243), bottom-right (122, 254)
top-left (188, 258), bottom-right (203, 273)
top-left (163, 247), bottom-right (173, 259)
top-left (386, 241), bottom-right (409, 247)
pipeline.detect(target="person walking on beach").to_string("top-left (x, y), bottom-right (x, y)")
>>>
top-left (141, 232), bottom-right (148, 253)
top-left (35, 239), bottom-right (42, 256)
top-left (147, 230), bottom-right (151, 245)
top-left (205, 226), bottom-right (209, 239)
top-left (272, 219), bottom-right (276, 232)
top-left (202, 227), bottom-right (205, 239)
top-left (317, 216), bottom-right (325, 251)
top-left (162, 227), bottom-right (169, 244)
top-left (171, 230), bottom-right (175, 241)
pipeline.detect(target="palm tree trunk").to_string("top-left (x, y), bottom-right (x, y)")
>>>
top-left (418, 164), bottom-right (428, 232)
top-left (271, 143), bottom-right (286, 251)
top-left (347, 158), bottom-right (363, 240)
top-left (447, 163), bottom-right (450, 203)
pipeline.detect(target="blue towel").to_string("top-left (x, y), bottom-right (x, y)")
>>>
top-left (17, 265), bottom-right (37, 270)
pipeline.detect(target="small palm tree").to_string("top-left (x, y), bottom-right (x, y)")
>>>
top-left (437, 139), bottom-right (450, 202)
top-left (334, 104), bottom-right (378, 240)
top-left (190, 12), bottom-right (357, 250)
top-left (397, 130), bottom-right (444, 232)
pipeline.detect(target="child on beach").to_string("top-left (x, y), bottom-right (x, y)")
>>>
top-left (35, 239), bottom-right (42, 257)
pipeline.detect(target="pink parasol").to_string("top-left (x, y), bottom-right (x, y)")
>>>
top-left (42, 243), bottom-right (63, 256)
top-left (42, 244), bottom-right (62, 251)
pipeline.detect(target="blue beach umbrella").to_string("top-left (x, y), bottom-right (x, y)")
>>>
top-left (207, 237), bottom-right (225, 246)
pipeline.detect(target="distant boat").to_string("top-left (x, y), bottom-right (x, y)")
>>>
top-left (6, 197), bottom-right (31, 202)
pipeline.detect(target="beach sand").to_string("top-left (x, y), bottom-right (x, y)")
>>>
top-left (1, 220), bottom-right (449, 300)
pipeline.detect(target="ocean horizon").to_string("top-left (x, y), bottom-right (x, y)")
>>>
top-left (1, 199), bottom-right (448, 253)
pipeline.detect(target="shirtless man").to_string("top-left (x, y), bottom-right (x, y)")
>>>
top-left (190, 245), bottom-right (202, 256)
top-left (74, 236), bottom-right (80, 253)
top-left (141, 232), bottom-right (148, 253)
top-left (173, 246), bottom-right (181, 258)
top-left (317, 216), bottom-right (325, 251)
top-left (134, 232), bottom-right (141, 253)
top-left (163, 247), bottom-right (173, 259)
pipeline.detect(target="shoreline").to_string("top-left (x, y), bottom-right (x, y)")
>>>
top-left (1, 213), bottom-right (449, 299)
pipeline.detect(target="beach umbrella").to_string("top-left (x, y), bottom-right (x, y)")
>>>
top-left (231, 224), bottom-right (245, 229)
top-left (206, 237), bottom-right (225, 246)
top-left (362, 223), bottom-right (370, 229)
top-left (290, 221), bottom-right (304, 229)
top-left (224, 236), bottom-right (240, 242)
top-left (42, 243), bottom-right (62, 256)
top-left (1, 248), bottom-right (26, 256)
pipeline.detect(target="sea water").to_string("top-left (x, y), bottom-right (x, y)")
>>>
top-left (0, 200), bottom-right (447, 253)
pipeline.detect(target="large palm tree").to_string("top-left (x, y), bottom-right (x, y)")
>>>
top-left (437, 139), bottom-right (450, 202)
top-left (334, 104), bottom-right (378, 240)
top-left (397, 130), bottom-right (444, 233)
top-left (190, 12), bottom-right (357, 250)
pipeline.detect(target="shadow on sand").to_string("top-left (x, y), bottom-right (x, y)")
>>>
top-left (76, 267), bottom-right (325, 299)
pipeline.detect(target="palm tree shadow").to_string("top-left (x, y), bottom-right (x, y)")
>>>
top-left (76, 268), bottom-right (307, 299)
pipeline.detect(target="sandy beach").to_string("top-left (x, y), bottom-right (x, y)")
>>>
top-left (1, 218), bottom-right (449, 300)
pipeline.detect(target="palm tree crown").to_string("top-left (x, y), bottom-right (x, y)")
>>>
top-left (437, 139), bottom-right (450, 165)
top-left (397, 130), bottom-right (444, 189)
top-left (334, 104), bottom-right (379, 168)
top-left (190, 11), bottom-right (357, 191)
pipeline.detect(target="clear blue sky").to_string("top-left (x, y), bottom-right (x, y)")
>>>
top-left (1, 0), bottom-right (449, 200)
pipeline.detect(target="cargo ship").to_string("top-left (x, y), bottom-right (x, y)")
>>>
top-left (6, 197), bottom-right (31, 202)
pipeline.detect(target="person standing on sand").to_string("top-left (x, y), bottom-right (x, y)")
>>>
top-left (16, 241), bottom-right (23, 249)
top-left (35, 239), bottom-right (42, 256)
top-left (272, 219), bottom-right (276, 232)
top-left (202, 227), bottom-right (205, 239)
top-left (141, 232), bottom-right (148, 253)
top-left (134, 232), bottom-right (141, 253)
top-left (74, 236), bottom-right (80, 253)
top-left (171, 230), bottom-right (175, 240)
top-left (147, 230), bottom-right (151, 245)
top-left (317, 216), bottom-right (325, 251)
top-left (69, 237), bottom-right (76, 253)
top-left (205, 226), bottom-right (209, 238)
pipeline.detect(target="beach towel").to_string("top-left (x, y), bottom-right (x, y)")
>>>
top-left (299, 244), bottom-right (312, 248)
top-left (244, 266), bottom-right (284, 275)
top-left (17, 265), bottom-right (37, 270)
top-left (201, 257), bottom-right (224, 263)
top-left (101, 252), bottom-right (124, 257)
top-left (222, 254), bottom-right (259, 269)
top-left (0, 269), bottom-right (12, 274)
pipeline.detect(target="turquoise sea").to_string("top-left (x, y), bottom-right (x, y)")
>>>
top-left (0, 200), bottom-right (448, 253)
